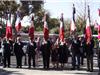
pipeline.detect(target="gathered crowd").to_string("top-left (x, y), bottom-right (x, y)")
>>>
top-left (0, 35), bottom-right (100, 72)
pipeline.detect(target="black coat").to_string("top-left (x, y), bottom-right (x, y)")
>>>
top-left (27, 42), bottom-right (36, 55)
top-left (86, 39), bottom-right (94, 56)
top-left (3, 42), bottom-right (12, 56)
top-left (58, 44), bottom-right (68, 63)
top-left (40, 41), bottom-right (51, 58)
top-left (14, 42), bottom-right (24, 56)
top-left (71, 39), bottom-right (80, 55)
top-left (51, 48), bottom-right (58, 62)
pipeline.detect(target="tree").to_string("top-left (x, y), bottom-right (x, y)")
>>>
top-left (0, 1), bottom-right (19, 14)
top-left (20, 0), bottom-right (44, 16)
top-left (0, 1), bottom-right (19, 37)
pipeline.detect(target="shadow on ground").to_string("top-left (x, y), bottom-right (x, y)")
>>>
top-left (0, 68), bottom-right (23, 75)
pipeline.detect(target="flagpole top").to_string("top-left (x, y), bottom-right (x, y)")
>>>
top-left (61, 13), bottom-right (63, 18)
top-left (61, 13), bottom-right (63, 15)
top-left (73, 4), bottom-right (75, 6)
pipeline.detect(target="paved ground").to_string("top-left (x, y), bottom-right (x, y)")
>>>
top-left (0, 56), bottom-right (99, 75)
top-left (0, 66), bottom-right (99, 75)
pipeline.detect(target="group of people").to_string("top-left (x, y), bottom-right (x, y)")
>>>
top-left (0, 35), bottom-right (100, 72)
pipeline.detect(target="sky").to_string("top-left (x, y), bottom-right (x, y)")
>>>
top-left (44, 0), bottom-right (100, 23)
top-left (15, 0), bottom-right (100, 26)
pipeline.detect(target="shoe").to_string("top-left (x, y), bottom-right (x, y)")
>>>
top-left (99, 68), bottom-right (100, 71)
top-left (77, 66), bottom-right (80, 70)
top-left (87, 69), bottom-right (90, 72)
top-left (33, 66), bottom-right (35, 68)
top-left (3, 66), bottom-right (6, 68)
top-left (8, 65), bottom-right (10, 68)
top-left (90, 69), bottom-right (93, 72)
top-left (28, 66), bottom-right (31, 69)
top-left (16, 66), bottom-right (19, 68)
top-left (20, 66), bottom-right (22, 68)
top-left (71, 68), bottom-right (75, 70)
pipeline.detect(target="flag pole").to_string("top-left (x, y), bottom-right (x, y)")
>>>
top-left (70, 3), bottom-right (76, 40)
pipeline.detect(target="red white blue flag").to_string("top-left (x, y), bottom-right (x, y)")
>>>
top-left (15, 11), bottom-right (22, 32)
top-left (59, 13), bottom-right (64, 42)
top-left (29, 15), bottom-right (34, 40)
top-left (6, 14), bottom-right (12, 39)
top-left (43, 13), bottom-right (49, 41)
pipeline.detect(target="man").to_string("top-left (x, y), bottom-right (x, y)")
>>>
top-left (40, 38), bottom-right (51, 69)
top-left (2, 38), bottom-right (12, 68)
top-left (71, 36), bottom-right (80, 70)
top-left (98, 39), bottom-right (100, 71)
top-left (86, 38), bottom-right (94, 72)
top-left (0, 37), bottom-right (2, 64)
top-left (58, 38), bottom-right (69, 68)
top-left (35, 37), bottom-right (40, 66)
top-left (80, 37), bottom-right (86, 65)
top-left (27, 38), bottom-right (36, 68)
top-left (14, 36), bottom-right (24, 68)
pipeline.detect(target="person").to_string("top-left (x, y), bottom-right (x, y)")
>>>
top-left (98, 39), bottom-right (100, 71)
top-left (86, 38), bottom-right (94, 72)
top-left (0, 37), bottom-right (2, 64)
top-left (35, 37), bottom-right (40, 66)
top-left (27, 38), bottom-right (36, 68)
top-left (58, 40), bottom-right (68, 68)
top-left (2, 38), bottom-right (13, 68)
top-left (40, 38), bottom-right (51, 69)
top-left (14, 36), bottom-right (24, 68)
top-left (71, 36), bottom-right (80, 70)
top-left (51, 42), bottom-right (59, 68)
top-left (80, 37), bottom-right (86, 65)
top-left (64, 39), bottom-right (70, 64)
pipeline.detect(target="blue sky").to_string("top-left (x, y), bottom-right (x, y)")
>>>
top-left (44, 0), bottom-right (100, 23)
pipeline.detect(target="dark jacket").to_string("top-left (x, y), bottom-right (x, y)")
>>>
top-left (3, 41), bottom-right (12, 56)
top-left (58, 44), bottom-right (68, 63)
top-left (40, 41), bottom-right (51, 57)
top-left (14, 42), bottom-right (24, 56)
top-left (86, 39), bottom-right (94, 56)
top-left (72, 39), bottom-right (80, 55)
top-left (27, 42), bottom-right (36, 55)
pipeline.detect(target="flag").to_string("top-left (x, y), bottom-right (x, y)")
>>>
top-left (70, 4), bottom-right (76, 35)
top-left (15, 11), bottom-right (21, 32)
top-left (43, 13), bottom-right (49, 41)
top-left (59, 13), bottom-right (64, 42)
top-left (98, 9), bottom-right (100, 40)
top-left (70, 19), bottom-right (76, 34)
top-left (6, 14), bottom-right (12, 39)
top-left (28, 16), bottom-right (34, 40)
top-left (85, 17), bottom-right (92, 44)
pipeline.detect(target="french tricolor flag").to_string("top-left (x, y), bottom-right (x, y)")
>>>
top-left (70, 4), bottom-right (76, 35)
top-left (43, 13), bottom-right (49, 41)
top-left (85, 17), bottom-right (92, 44)
top-left (29, 15), bottom-right (34, 40)
top-left (15, 11), bottom-right (21, 32)
top-left (70, 18), bottom-right (76, 34)
top-left (59, 13), bottom-right (64, 42)
top-left (6, 14), bottom-right (12, 39)
top-left (98, 9), bottom-right (100, 40)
